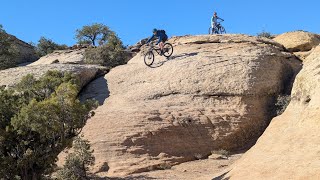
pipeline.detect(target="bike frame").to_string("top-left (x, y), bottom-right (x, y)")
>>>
top-left (147, 45), bottom-right (162, 55)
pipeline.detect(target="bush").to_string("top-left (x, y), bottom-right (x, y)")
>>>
top-left (36, 37), bottom-right (68, 57)
top-left (84, 33), bottom-right (130, 68)
top-left (257, 31), bottom-right (273, 39)
top-left (0, 71), bottom-right (97, 179)
top-left (56, 137), bottom-right (95, 180)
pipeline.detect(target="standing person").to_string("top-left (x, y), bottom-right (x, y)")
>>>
top-left (211, 12), bottom-right (224, 34)
top-left (146, 28), bottom-right (168, 55)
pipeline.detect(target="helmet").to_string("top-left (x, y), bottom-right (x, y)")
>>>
top-left (152, 28), bottom-right (157, 33)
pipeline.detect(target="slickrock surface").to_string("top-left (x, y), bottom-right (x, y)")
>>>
top-left (225, 45), bottom-right (320, 180)
top-left (78, 34), bottom-right (301, 177)
top-left (273, 31), bottom-right (320, 52)
top-left (274, 31), bottom-right (320, 61)
top-left (29, 49), bottom-right (85, 66)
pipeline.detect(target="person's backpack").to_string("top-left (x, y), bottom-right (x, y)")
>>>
top-left (159, 30), bottom-right (166, 34)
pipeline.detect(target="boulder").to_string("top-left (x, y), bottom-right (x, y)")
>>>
top-left (273, 31), bottom-right (320, 52)
top-left (127, 38), bottom-right (148, 53)
top-left (29, 49), bottom-right (85, 66)
top-left (225, 45), bottom-right (320, 179)
top-left (293, 51), bottom-right (313, 61)
top-left (0, 64), bottom-right (107, 88)
top-left (77, 34), bottom-right (301, 177)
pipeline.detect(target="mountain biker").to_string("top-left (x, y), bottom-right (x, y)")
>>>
top-left (146, 29), bottom-right (168, 55)
top-left (211, 12), bottom-right (224, 34)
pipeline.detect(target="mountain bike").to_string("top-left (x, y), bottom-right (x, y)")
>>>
top-left (144, 43), bottom-right (174, 66)
top-left (209, 23), bottom-right (226, 34)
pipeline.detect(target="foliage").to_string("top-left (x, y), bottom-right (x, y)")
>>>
top-left (84, 33), bottom-right (130, 68)
top-left (56, 137), bottom-right (95, 180)
top-left (35, 37), bottom-right (68, 57)
top-left (15, 71), bottom-right (78, 102)
top-left (257, 31), bottom-right (273, 39)
top-left (0, 25), bottom-right (17, 70)
top-left (0, 71), bottom-right (97, 180)
top-left (275, 95), bottom-right (291, 116)
top-left (75, 23), bottom-right (112, 46)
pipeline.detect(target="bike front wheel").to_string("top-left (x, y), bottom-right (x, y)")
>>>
top-left (163, 43), bottom-right (174, 58)
top-left (144, 51), bottom-right (155, 66)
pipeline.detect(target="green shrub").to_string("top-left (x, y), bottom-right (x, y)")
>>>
top-left (84, 33), bottom-right (130, 68)
top-left (0, 71), bottom-right (97, 179)
top-left (257, 31), bottom-right (273, 39)
top-left (56, 137), bottom-right (95, 180)
top-left (35, 37), bottom-right (68, 57)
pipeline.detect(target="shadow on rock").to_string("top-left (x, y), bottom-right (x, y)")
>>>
top-left (212, 171), bottom-right (230, 180)
top-left (148, 53), bottom-right (199, 68)
top-left (80, 76), bottom-right (110, 105)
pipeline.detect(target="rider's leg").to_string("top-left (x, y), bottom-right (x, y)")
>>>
top-left (159, 41), bottom-right (164, 54)
top-left (211, 24), bottom-right (214, 34)
top-left (214, 23), bottom-right (221, 34)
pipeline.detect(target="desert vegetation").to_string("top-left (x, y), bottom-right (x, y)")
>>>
top-left (77, 23), bottom-right (131, 68)
top-left (35, 37), bottom-right (68, 57)
top-left (0, 71), bottom-right (97, 179)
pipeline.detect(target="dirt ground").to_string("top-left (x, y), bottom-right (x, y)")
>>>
top-left (98, 153), bottom-right (243, 180)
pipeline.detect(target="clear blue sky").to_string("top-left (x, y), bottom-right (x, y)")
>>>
top-left (1, 0), bottom-right (319, 46)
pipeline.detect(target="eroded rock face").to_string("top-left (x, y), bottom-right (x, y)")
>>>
top-left (78, 34), bottom-right (301, 177)
top-left (0, 64), bottom-right (107, 88)
top-left (273, 31), bottom-right (320, 62)
top-left (225, 45), bottom-right (320, 180)
top-left (29, 49), bottom-right (85, 66)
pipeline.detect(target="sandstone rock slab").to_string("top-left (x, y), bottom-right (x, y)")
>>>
top-left (225, 45), bottom-right (320, 180)
top-left (77, 34), bottom-right (301, 176)
top-left (274, 31), bottom-right (320, 52)
top-left (29, 49), bottom-right (85, 66)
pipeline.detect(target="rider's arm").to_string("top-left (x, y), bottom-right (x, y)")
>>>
top-left (146, 34), bottom-right (155, 44)
top-left (218, 17), bottom-right (224, 22)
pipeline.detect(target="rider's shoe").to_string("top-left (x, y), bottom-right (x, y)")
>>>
top-left (160, 50), bottom-right (164, 56)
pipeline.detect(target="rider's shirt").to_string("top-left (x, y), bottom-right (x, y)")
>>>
top-left (211, 16), bottom-right (224, 26)
top-left (147, 30), bottom-right (168, 45)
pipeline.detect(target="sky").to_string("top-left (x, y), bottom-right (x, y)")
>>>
top-left (1, 0), bottom-right (319, 46)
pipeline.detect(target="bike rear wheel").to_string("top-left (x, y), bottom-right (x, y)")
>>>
top-left (219, 26), bottom-right (226, 34)
top-left (208, 27), bottom-right (213, 35)
top-left (163, 43), bottom-right (173, 58)
top-left (144, 51), bottom-right (154, 66)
